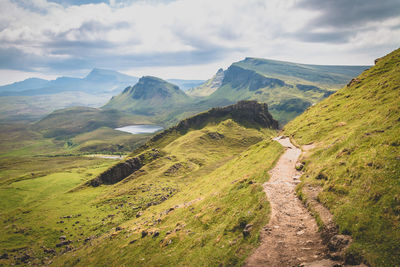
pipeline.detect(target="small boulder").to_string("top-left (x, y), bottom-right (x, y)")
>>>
top-left (328, 235), bottom-right (352, 252)
top-left (141, 230), bottom-right (148, 238)
top-left (295, 162), bottom-right (304, 171)
top-left (56, 240), bottom-right (72, 247)
top-left (243, 224), bottom-right (253, 237)
top-left (0, 253), bottom-right (8, 259)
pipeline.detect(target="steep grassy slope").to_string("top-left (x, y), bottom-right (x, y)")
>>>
top-left (205, 58), bottom-right (368, 124)
top-left (284, 49), bottom-right (400, 266)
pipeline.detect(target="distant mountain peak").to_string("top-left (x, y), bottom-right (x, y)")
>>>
top-left (103, 76), bottom-right (189, 115)
top-left (127, 76), bottom-right (182, 100)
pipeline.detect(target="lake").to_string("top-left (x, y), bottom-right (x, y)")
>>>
top-left (114, 124), bottom-right (163, 134)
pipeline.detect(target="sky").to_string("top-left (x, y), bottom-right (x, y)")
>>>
top-left (0, 0), bottom-right (399, 85)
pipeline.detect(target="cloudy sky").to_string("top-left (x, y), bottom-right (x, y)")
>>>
top-left (0, 0), bottom-right (399, 84)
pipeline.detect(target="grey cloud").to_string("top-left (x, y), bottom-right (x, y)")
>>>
top-left (297, 0), bottom-right (400, 28)
top-left (293, 0), bottom-right (400, 44)
top-left (293, 31), bottom-right (353, 44)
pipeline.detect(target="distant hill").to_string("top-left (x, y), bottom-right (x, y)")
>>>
top-left (32, 106), bottom-right (147, 139)
top-left (0, 78), bottom-right (49, 93)
top-left (201, 58), bottom-right (369, 124)
top-left (0, 68), bottom-right (139, 96)
top-left (284, 48), bottom-right (400, 266)
top-left (103, 76), bottom-right (191, 116)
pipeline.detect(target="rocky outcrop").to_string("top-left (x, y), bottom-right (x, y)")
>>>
top-left (88, 149), bottom-right (161, 186)
top-left (222, 65), bottom-right (285, 91)
top-left (149, 100), bottom-right (278, 143)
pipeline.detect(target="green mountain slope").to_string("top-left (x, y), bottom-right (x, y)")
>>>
top-left (103, 76), bottom-right (191, 116)
top-left (284, 48), bottom-right (400, 266)
top-left (236, 57), bottom-right (367, 86)
top-left (205, 58), bottom-right (369, 124)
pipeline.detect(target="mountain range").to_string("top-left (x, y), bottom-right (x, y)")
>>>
top-left (0, 48), bottom-right (398, 266)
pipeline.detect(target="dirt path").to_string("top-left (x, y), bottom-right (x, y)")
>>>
top-left (244, 136), bottom-right (336, 267)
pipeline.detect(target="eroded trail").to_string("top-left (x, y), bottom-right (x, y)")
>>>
top-left (244, 137), bottom-right (330, 267)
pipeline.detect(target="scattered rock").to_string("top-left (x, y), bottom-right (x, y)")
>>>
top-left (347, 78), bottom-right (361, 87)
top-left (297, 230), bottom-right (305, 236)
top-left (17, 253), bottom-right (31, 263)
top-left (56, 240), bottom-right (72, 247)
top-left (328, 235), bottom-right (352, 252)
top-left (136, 211), bottom-right (143, 218)
top-left (59, 235), bottom-right (67, 240)
top-left (43, 248), bottom-right (55, 254)
top-left (206, 132), bottom-right (224, 140)
top-left (116, 226), bottom-right (123, 231)
top-left (141, 230), bottom-right (148, 238)
top-left (153, 231), bottom-right (160, 238)
top-left (129, 239), bottom-right (137, 244)
top-left (316, 172), bottom-right (328, 180)
top-left (0, 253), bottom-right (8, 259)
top-left (344, 249), bottom-right (363, 265)
top-left (243, 224), bottom-right (253, 237)
top-left (295, 162), bottom-right (304, 170)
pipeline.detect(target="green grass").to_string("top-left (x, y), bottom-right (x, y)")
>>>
top-left (284, 48), bottom-right (400, 266)
top-left (50, 121), bottom-right (283, 266)
top-left (0, 115), bottom-right (283, 266)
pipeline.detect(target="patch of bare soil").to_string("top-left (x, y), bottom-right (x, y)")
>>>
top-left (243, 137), bottom-right (365, 267)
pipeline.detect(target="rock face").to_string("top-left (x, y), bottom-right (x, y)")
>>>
top-left (150, 100), bottom-right (279, 143)
top-left (222, 65), bottom-right (285, 91)
top-left (88, 149), bottom-right (161, 186)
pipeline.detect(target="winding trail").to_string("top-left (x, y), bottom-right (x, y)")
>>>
top-left (244, 137), bottom-right (332, 267)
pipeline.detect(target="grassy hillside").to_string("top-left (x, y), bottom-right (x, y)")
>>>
top-left (33, 107), bottom-right (150, 139)
top-left (0, 102), bottom-right (283, 266)
top-left (284, 48), bottom-right (400, 266)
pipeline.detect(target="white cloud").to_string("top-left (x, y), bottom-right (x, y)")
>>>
top-left (0, 0), bottom-right (399, 83)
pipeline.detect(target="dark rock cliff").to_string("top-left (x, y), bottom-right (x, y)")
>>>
top-left (222, 65), bottom-right (285, 91)
top-left (88, 149), bottom-right (161, 186)
top-left (150, 100), bottom-right (279, 143)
